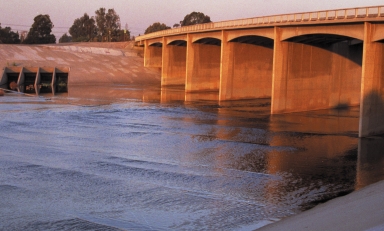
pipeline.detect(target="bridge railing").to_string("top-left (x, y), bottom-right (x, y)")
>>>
top-left (136, 5), bottom-right (384, 41)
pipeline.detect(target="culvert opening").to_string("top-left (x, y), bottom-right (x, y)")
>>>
top-left (6, 73), bottom-right (19, 90)
top-left (56, 73), bottom-right (68, 93)
top-left (40, 73), bottom-right (53, 93)
top-left (24, 73), bottom-right (37, 93)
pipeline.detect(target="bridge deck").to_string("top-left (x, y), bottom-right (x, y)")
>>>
top-left (136, 5), bottom-right (384, 42)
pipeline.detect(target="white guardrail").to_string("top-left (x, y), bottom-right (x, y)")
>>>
top-left (136, 5), bottom-right (384, 41)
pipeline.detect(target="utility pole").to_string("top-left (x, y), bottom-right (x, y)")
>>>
top-left (124, 23), bottom-right (128, 41)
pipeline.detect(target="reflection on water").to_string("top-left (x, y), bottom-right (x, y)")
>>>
top-left (1, 85), bottom-right (384, 231)
top-left (357, 138), bottom-right (384, 189)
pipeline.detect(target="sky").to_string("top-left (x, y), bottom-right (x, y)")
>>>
top-left (0, 0), bottom-right (383, 39)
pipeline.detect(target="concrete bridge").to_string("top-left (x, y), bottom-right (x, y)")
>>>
top-left (135, 6), bottom-right (384, 137)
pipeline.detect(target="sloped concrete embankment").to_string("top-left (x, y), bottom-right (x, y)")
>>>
top-left (259, 179), bottom-right (384, 231)
top-left (0, 42), bottom-right (160, 86)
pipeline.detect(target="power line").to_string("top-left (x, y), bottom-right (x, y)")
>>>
top-left (0, 23), bottom-right (70, 29)
top-left (1, 22), bottom-right (142, 36)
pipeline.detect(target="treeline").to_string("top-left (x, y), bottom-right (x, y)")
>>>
top-left (144, 11), bottom-right (211, 34)
top-left (0, 24), bottom-right (21, 44)
top-left (63, 7), bottom-right (130, 43)
top-left (0, 14), bottom-right (55, 44)
top-left (0, 7), bottom-right (130, 44)
top-left (0, 10), bottom-right (211, 44)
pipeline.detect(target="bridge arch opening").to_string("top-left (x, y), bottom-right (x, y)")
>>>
top-left (186, 37), bottom-right (221, 92)
top-left (162, 40), bottom-right (187, 86)
top-left (220, 36), bottom-right (273, 100)
top-left (229, 35), bottom-right (274, 49)
top-left (149, 42), bottom-right (163, 47)
top-left (144, 42), bottom-right (163, 68)
top-left (272, 33), bottom-right (363, 114)
top-left (168, 40), bottom-right (187, 47)
top-left (285, 34), bottom-right (361, 46)
top-left (194, 37), bottom-right (221, 46)
top-left (285, 33), bottom-right (363, 65)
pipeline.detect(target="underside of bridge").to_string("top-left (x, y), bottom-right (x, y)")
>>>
top-left (186, 37), bottom-right (221, 92)
top-left (272, 29), bottom-right (363, 114)
top-left (220, 34), bottom-right (274, 101)
top-left (162, 40), bottom-right (187, 86)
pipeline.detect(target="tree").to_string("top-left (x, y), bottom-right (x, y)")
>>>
top-left (95, 7), bottom-right (106, 40)
top-left (181, 12), bottom-right (211, 26)
top-left (173, 23), bottom-right (180, 28)
top-left (59, 33), bottom-right (72, 43)
top-left (95, 8), bottom-right (121, 42)
top-left (0, 24), bottom-right (21, 44)
top-left (23, 14), bottom-right (56, 44)
top-left (144, 22), bottom-right (170, 34)
top-left (69, 13), bottom-right (96, 42)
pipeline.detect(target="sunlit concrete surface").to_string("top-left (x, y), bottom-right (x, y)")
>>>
top-left (137, 6), bottom-right (384, 137)
top-left (259, 179), bottom-right (384, 231)
top-left (0, 42), bottom-right (161, 86)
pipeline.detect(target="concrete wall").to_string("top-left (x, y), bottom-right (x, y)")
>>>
top-left (162, 44), bottom-right (187, 86)
top-left (186, 34), bottom-right (221, 92)
top-left (221, 38), bottom-right (273, 100)
top-left (359, 22), bottom-right (384, 137)
top-left (272, 27), bottom-right (362, 113)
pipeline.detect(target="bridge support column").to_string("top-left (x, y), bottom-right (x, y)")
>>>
top-left (220, 33), bottom-right (273, 101)
top-left (144, 40), bottom-right (162, 68)
top-left (359, 22), bottom-right (384, 137)
top-left (271, 27), bottom-right (362, 114)
top-left (161, 41), bottom-right (187, 86)
top-left (186, 34), bottom-right (221, 92)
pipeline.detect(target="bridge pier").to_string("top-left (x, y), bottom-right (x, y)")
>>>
top-left (161, 38), bottom-right (187, 86)
top-left (144, 40), bottom-right (162, 68)
top-left (220, 31), bottom-right (273, 101)
top-left (359, 22), bottom-right (384, 137)
top-left (186, 34), bottom-right (221, 92)
top-left (271, 25), bottom-right (363, 114)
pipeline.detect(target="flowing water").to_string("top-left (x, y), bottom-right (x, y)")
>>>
top-left (1, 86), bottom-right (384, 231)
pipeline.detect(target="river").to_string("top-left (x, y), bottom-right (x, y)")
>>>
top-left (1, 85), bottom-right (384, 231)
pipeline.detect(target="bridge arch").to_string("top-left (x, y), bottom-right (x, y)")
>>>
top-left (284, 33), bottom-right (363, 66)
top-left (284, 33), bottom-right (362, 45)
top-left (186, 34), bottom-right (222, 92)
top-left (162, 39), bottom-right (187, 86)
top-left (165, 34), bottom-right (188, 45)
top-left (144, 40), bottom-right (163, 68)
top-left (191, 31), bottom-right (222, 43)
top-left (193, 37), bottom-right (221, 46)
top-left (168, 40), bottom-right (187, 46)
top-left (280, 24), bottom-right (364, 41)
top-left (148, 42), bottom-right (163, 47)
top-left (272, 26), bottom-right (363, 116)
top-left (229, 35), bottom-right (274, 48)
top-left (371, 24), bottom-right (384, 42)
top-left (226, 28), bottom-right (275, 41)
top-left (220, 34), bottom-right (274, 100)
